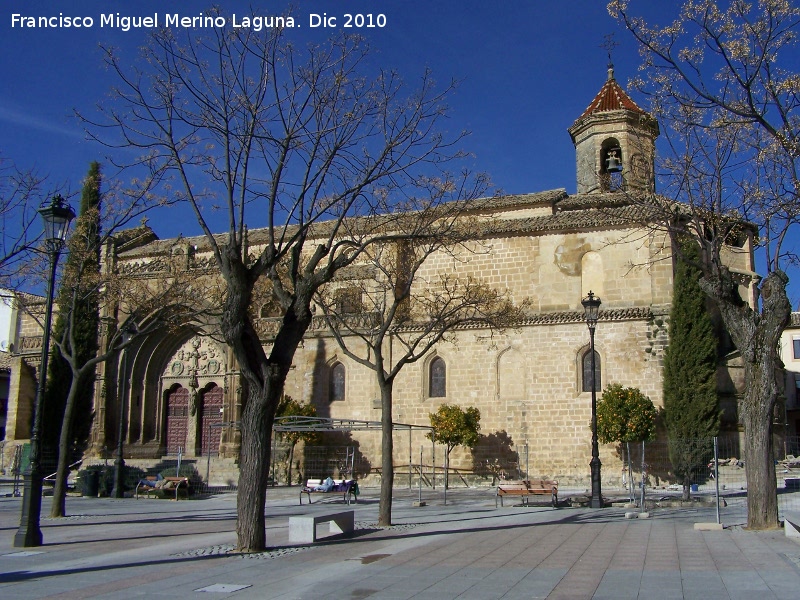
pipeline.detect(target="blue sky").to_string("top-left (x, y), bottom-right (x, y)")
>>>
top-left (0, 1), bottom-right (649, 200)
top-left (1, 1), bottom-right (797, 304)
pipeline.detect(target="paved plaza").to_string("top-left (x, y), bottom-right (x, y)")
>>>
top-left (1, 485), bottom-right (799, 599)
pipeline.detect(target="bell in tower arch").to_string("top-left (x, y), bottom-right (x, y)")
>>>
top-left (604, 147), bottom-right (623, 173)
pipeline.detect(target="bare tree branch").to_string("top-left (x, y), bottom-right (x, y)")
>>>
top-left (86, 14), bottom-right (479, 551)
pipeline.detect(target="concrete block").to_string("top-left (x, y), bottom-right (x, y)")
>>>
top-left (289, 510), bottom-right (354, 543)
top-left (784, 511), bottom-right (800, 538)
top-left (693, 522), bottom-right (724, 531)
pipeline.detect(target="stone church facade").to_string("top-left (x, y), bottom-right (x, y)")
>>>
top-left (1, 69), bottom-right (757, 486)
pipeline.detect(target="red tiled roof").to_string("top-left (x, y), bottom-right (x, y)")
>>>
top-left (577, 67), bottom-right (647, 121)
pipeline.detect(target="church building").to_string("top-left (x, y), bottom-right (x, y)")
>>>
top-left (1, 68), bottom-right (757, 487)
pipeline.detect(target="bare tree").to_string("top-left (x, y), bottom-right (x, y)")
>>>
top-left (42, 280), bottom-right (197, 518)
top-left (15, 169), bottom-right (197, 518)
top-left (317, 198), bottom-right (527, 525)
top-left (0, 158), bottom-right (61, 289)
top-left (85, 14), bottom-right (477, 550)
top-left (609, 0), bottom-right (800, 528)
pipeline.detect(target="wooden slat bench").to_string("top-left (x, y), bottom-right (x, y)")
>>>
top-left (496, 479), bottom-right (558, 508)
top-left (300, 479), bottom-right (358, 505)
top-left (135, 476), bottom-right (190, 500)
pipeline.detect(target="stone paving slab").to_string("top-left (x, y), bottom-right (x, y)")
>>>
top-left (1, 486), bottom-right (800, 599)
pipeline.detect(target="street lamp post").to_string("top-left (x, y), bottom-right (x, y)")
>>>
top-left (14, 195), bottom-right (75, 547)
top-left (112, 324), bottom-right (137, 498)
top-left (581, 290), bottom-right (603, 509)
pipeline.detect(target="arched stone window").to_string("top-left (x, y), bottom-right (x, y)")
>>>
top-left (334, 287), bottom-right (362, 314)
top-left (259, 288), bottom-right (284, 318)
top-left (429, 357), bottom-right (446, 398)
top-left (260, 301), bottom-right (281, 318)
top-left (329, 362), bottom-right (345, 402)
top-left (581, 349), bottom-right (601, 393)
top-left (497, 347), bottom-right (525, 400)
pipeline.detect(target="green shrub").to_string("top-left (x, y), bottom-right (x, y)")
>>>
top-left (159, 463), bottom-right (200, 480)
top-left (77, 464), bottom-right (146, 496)
top-left (159, 463), bottom-right (202, 494)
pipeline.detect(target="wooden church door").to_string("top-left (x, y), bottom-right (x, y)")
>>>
top-left (165, 386), bottom-right (189, 454)
top-left (200, 384), bottom-right (223, 455)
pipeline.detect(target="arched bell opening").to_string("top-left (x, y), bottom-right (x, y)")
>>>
top-left (600, 138), bottom-right (623, 172)
top-left (599, 137), bottom-right (623, 192)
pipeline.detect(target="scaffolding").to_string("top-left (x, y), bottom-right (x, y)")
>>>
top-left (273, 416), bottom-right (435, 488)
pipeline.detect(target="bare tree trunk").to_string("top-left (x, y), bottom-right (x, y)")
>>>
top-left (50, 380), bottom-right (81, 517)
top-left (741, 351), bottom-right (780, 529)
top-left (220, 246), bottom-right (315, 550)
top-left (445, 449), bottom-right (450, 490)
top-left (379, 382), bottom-right (394, 527)
top-left (220, 252), bottom-right (274, 552)
top-left (700, 269), bottom-right (789, 530)
top-left (235, 383), bottom-right (273, 551)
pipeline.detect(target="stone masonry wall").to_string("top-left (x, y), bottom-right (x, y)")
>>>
top-left (278, 223), bottom-right (674, 486)
top-left (283, 315), bottom-right (664, 487)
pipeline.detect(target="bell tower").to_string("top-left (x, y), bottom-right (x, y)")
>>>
top-left (568, 64), bottom-right (659, 195)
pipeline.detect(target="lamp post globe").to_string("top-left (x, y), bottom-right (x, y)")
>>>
top-left (14, 195), bottom-right (75, 547)
top-left (581, 290), bottom-right (603, 509)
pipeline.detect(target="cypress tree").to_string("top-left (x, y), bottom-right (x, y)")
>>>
top-left (41, 162), bottom-right (101, 467)
top-left (663, 237), bottom-right (720, 499)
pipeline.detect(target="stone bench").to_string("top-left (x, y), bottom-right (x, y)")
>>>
top-left (784, 511), bottom-right (800, 538)
top-left (288, 510), bottom-right (355, 543)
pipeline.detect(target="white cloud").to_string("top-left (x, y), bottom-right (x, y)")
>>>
top-left (0, 102), bottom-right (84, 140)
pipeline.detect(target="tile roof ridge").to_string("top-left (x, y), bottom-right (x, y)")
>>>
top-left (576, 70), bottom-right (647, 122)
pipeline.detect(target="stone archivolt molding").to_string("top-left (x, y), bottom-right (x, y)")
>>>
top-left (163, 336), bottom-right (226, 381)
